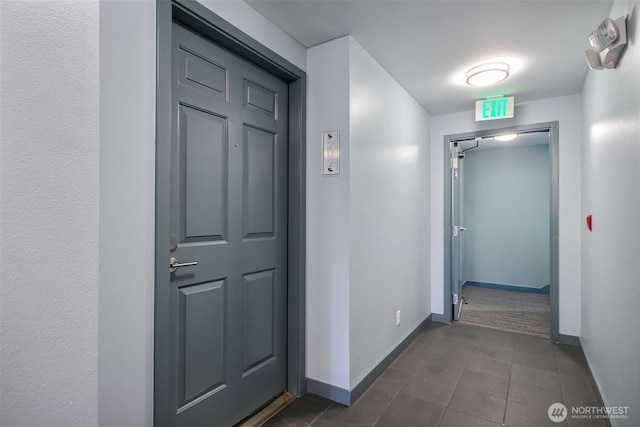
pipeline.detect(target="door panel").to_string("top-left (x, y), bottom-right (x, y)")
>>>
top-left (178, 280), bottom-right (226, 405)
top-left (243, 125), bottom-right (276, 238)
top-left (452, 142), bottom-right (463, 321)
top-left (243, 269), bottom-right (276, 373)
top-left (161, 22), bottom-right (289, 427)
top-left (180, 105), bottom-right (228, 240)
top-left (178, 46), bottom-right (228, 99)
top-left (244, 80), bottom-right (277, 117)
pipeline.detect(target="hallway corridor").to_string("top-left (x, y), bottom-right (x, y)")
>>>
top-left (264, 322), bottom-right (604, 427)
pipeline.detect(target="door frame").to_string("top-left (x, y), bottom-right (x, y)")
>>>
top-left (442, 121), bottom-right (559, 342)
top-left (154, 0), bottom-right (307, 423)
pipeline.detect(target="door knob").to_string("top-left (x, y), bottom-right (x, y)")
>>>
top-left (459, 227), bottom-right (467, 232)
top-left (170, 257), bottom-right (198, 273)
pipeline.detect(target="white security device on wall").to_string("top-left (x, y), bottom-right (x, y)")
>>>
top-left (584, 16), bottom-right (628, 70)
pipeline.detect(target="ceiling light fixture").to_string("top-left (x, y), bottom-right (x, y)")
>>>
top-left (466, 62), bottom-right (510, 87)
top-left (495, 134), bottom-right (518, 141)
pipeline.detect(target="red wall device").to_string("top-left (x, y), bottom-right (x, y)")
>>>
top-left (586, 214), bottom-right (593, 231)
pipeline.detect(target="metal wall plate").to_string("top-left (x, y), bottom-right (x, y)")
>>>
top-left (323, 131), bottom-right (340, 175)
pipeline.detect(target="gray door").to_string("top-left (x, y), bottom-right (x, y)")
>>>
top-left (451, 142), bottom-right (464, 321)
top-left (157, 22), bottom-right (289, 426)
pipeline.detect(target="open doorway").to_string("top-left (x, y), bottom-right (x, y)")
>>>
top-left (458, 132), bottom-right (550, 337)
top-left (443, 122), bottom-right (559, 341)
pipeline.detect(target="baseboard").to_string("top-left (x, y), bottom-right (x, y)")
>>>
top-left (554, 333), bottom-right (580, 347)
top-left (306, 379), bottom-right (350, 406)
top-left (306, 314), bottom-right (432, 406)
top-left (464, 281), bottom-right (550, 295)
top-left (580, 340), bottom-right (613, 427)
top-left (431, 312), bottom-right (448, 323)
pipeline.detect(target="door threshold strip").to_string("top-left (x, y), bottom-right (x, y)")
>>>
top-left (237, 391), bottom-right (296, 427)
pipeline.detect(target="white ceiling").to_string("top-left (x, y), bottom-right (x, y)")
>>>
top-left (245, 0), bottom-right (614, 115)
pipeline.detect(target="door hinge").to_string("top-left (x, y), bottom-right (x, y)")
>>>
top-left (450, 157), bottom-right (459, 169)
top-left (453, 293), bottom-right (459, 305)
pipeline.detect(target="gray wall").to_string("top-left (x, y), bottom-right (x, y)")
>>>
top-left (581, 0), bottom-right (640, 423)
top-left (463, 144), bottom-right (550, 288)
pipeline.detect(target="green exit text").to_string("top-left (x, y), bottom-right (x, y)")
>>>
top-left (475, 96), bottom-right (514, 121)
top-left (482, 98), bottom-right (508, 118)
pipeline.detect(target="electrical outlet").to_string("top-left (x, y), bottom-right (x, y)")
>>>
top-left (396, 310), bottom-right (401, 327)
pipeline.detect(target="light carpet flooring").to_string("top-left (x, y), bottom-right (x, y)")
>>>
top-left (460, 286), bottom-right (550, 338)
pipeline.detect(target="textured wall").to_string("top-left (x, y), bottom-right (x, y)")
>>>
top-left (581, 0), bottom-right (640, 423)
top-left (0, 1), bottom-right (99, 425)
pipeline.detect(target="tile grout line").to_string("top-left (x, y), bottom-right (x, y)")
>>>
top-left (502, 354), bottom-right (513, 427)
top-left (373, 342), bottom-right (435, 427)
top-left (555, 348), bottom-right (569, 427)
top-left (308, 401), bottom-right (336, 426)
top-left (436, 340), bottom-right (469, 427)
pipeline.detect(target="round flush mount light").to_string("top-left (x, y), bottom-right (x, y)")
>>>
top-left (466, 62), bottom-right (510, 87)
top-left (494, 133), bottom-right (518, 141)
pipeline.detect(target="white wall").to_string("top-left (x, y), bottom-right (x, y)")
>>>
top-left (0, 1), bottom-right (99, 425)
top-left (307, 36), bottom-right (430, 390)
top-left (306, 37), bottom-right (352, 390)
top-left (305, 36), bottom-right (431, 394)
top-left (463, 144), bottom-right (550, 288)
top-left (348, 39), bottom-right (431, 388)
top-left (98, 1), bottom-right (156, 426)
top-left (431, 94), bottom-right (583, 336)
top-left (581, 0), bottom-right (640, 423)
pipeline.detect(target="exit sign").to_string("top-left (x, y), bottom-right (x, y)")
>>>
top-left (475, 96), bottom-right (514, 121)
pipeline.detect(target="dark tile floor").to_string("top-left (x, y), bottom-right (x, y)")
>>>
top-left (264, 322), bottom-right (607, 427)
